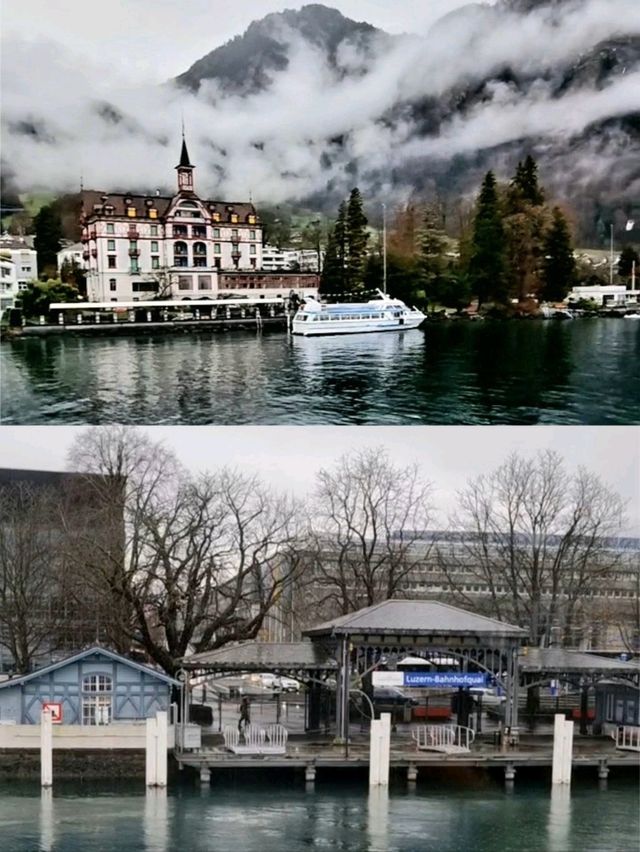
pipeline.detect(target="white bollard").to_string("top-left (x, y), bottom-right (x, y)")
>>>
top-left (552, 714), bottom-right (574, 785)
top-left (146, 715), bottom-right (158, 786)
top-left (41, 708), bottom-right (53, 787)
top-left (155, 711), bottom-right (168, 788)
top-left (369, 712), bottom-right (391, 786)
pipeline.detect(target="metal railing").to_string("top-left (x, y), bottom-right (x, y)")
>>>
top-left (613, 725), bottom-right (640, 752)
top-left (411, 724), bottom-right (475, 752)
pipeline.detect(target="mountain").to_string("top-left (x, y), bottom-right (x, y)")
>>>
top-left (171, 2), bottom-right (639, 242)
top-left (176, 4), bottom-right (391, 96)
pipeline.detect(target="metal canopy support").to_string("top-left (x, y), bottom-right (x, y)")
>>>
top-left (505, 642), bottom-right (519, 730)
top-left (335, 637), bottom-right (350, 742)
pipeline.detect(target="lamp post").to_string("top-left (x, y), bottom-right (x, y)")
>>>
top-left (382, 203), bottom-right (387, 295)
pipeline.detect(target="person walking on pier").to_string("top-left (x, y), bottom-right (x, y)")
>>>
top-left (238, 696), bottom-right (251, 733)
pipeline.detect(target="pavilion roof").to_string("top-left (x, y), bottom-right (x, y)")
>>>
top-left (303, 600), bottom-right (527, 640)
top-left (519, 647), bottom-right (640, 675)
top-left (181, 642), bottom-right (337, 672)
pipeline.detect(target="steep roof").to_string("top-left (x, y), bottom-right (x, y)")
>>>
top-left (177, 138), bottom-right (194, 169)
top-left (80, 190), bottom-right (257, 222)
top-left (0, 646), bottom-right (180, 689)
top-left (304, 599), bottom-right (527, 639)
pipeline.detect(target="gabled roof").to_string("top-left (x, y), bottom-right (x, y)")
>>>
top-left (80, 190), bottom-right (257, 222)
top-left (0, 646), bottom-right (180, 689)
top-left (303, 599), bottom-right (527, 639)
top-left (182, 642), bottom-right (337, 672)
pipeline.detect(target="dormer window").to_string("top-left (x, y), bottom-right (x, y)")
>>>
top-left (230, 213), bottom-right (239, 223)
top-left (248, 215), bottom-right (256, 224)
top-left (212, 212), bottom-right (221, 222)
top-left (127, 207), bottom-right (136, 217)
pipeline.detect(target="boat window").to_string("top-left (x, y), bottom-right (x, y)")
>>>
top-left (319, 315), bottom-right (329, 321)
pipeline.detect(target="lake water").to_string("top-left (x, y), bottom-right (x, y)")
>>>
top-left (2, 319), bottom-right (639, 424)
top-left (1, 777), bottom-right (638, 851)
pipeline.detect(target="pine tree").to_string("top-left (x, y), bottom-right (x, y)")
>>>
top-left (417, 205), bottom-right (446, 307)
top-left (618, 245), bottom-right (639, 280)
top-left (469, 171), bottom-right (506, 306)
top-left (541, 207), bottom-right (576, 302)
top-left (345, 188), bottom-right (369, 292)
top-left (512, 154), bottom-right (545, 206)
top-left (319, 201), bottom-right (347, 296)
top-left (34, 204), bottom-right (63, 279)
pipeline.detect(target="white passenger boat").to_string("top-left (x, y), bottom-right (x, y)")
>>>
top-left (291, 291), bottom-right (425, 336)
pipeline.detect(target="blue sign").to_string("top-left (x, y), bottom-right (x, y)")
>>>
top-left (403, 671), bottom-right (488, 688)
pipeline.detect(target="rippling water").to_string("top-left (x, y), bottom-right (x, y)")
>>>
top-left (1, 777), bottom-right (638, 852)
top-left (2, 319), bottom-right (639, 424)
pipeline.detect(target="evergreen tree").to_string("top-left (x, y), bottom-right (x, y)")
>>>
top-left (417, 205), bottom-right (446, 307)
top-left (618, 245), bottom-right (639, 280)
top-left (512, 154), bottom-right (545, 206)
top-left (345, 188), bottom-right (368, 292)
top-left (34, 204), bottom-right (63, 279)
top-left (319, 201), bottom-right (347, 296)
top-left (541, 207), bottom-right (576, 302)
top-left (469, 171), bottom-right (506, 306)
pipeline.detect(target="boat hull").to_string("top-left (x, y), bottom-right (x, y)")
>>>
top-left (292, 315), bottom-right (425, 336)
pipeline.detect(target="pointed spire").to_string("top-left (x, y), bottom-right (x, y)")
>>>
top-left (178, 138), bottom-right (194, 169)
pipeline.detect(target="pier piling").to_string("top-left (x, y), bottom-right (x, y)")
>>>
top-left (40, 708), bottom-right (53, 788)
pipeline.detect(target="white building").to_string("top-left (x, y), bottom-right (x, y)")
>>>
top-left (81, 139), bottom-right (265, 302)
top-left (261, 245), bottom-right (323, 273)
top-left (0, 235), bottom-right (38, 318)
top-left (57, 241), bottom-right (86, 273)
top-left (566, 284), bottom-right (640, 307)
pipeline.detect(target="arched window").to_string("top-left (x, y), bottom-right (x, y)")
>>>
top-left (82, 674), bottom-right (112, 725)
top-left (193, 242), bottom-right (207, 255)
top-left (193, 241), bottom-right (207, 267)
top-left (174, 241), bottom-right (188, 267)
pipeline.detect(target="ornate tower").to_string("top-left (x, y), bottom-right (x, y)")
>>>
top-left (175, 138), bottom-right (195, 193)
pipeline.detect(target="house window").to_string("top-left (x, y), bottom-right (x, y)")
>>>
top-left (21, 266), bottom-right (32, 272)
top-left (150, 225), bottom-right (158, 236)
top-left (230, 213), bottom-right (238, 223)
top-left (173, 225), bottom-right (188, 237)
top-left (178, 276), bottom-right (192, 291)
top-left (152, 256), bottom-right (160, 269)
top-left (108, 256), bottom-right (117, 269)
top-left (83, 674), bottom-right (113, 693)
top-left (109, 279), bottom-right (117, 292)
top-left (106, 223), bottom-right (115, 235)
top-left (82, 696), bottom-right (112, 725)
top-left (198, 276), bottom-right (212, 290)
top-left (193, 225), bottom-right (206, 237)
top-left (212, 212), bottom-right (220, 222)
top-left (250, 230), bottom-right (256, 240)
top-left (248, 215), bottom-right (256, 224)
top-left (148, 209), bottom-right (157, 219)
top-left (232, 229), bottom-right (238, 239)
top-left (127, 207), bottom-right (136, 217)
top-left (151, 241), bottom-right (158, 253)
top-left (250, 245), bottom-right (256, 255)
top-left (130, 260), bottom-right (139, 273)
top-left (213, 243), bottom-right (221, 254)
top-left (213, 228), bottom-right (220, 239)
top-left (108, 240), bottom-right (116, 251)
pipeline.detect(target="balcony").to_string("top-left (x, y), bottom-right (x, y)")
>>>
top-left (128, 248), bottom-right (140, 257)
top-left (89, 230), bottom-right (97, 241)
top-left (82, 250), bottom-right (90, 260)
top-left (127, 228), bottom-right (140, 239)
top-left (91, 249), bottom-right (98, 258)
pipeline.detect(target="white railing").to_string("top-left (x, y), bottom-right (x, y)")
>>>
top-left (613, 725), bottom-right (640, 752)
top-left (411, 724), bottom-right (475, 753)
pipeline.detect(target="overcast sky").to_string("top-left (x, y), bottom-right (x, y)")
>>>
top-left (3, 0), bottom-right (479, 80)
top-left (1, 425), bottom-right (638, 533)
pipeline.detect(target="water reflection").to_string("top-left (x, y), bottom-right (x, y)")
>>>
top-left (144, 788), bottom-right (168, 852)
top-left (548, 785), bottom-right (571, 852)
top-left (39, 788), bottom-right (54, 852)
top-left (2, 320), bottom-right (639, 424)
top-left (367, 787), bottom-right (390, 851)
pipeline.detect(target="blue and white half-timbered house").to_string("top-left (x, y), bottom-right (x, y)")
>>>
top-left (0, 646), bottom-right (179, 725)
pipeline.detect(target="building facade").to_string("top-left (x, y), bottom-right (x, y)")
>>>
top-left (82, 140), bottom-right (265, 302)
top-left (57, 241), bottom-right (86, 273)
top-left (0, 646), bottom-right (177, 725)
top-left (0, 235), bottom-right (38, 315)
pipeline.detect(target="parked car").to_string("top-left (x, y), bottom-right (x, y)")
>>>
top-left (250, 673), bottom-right (301, 692)
top-left (373, 687), bottom-right (419, 707)
top-left (469, 687), bottom-right (505, 707)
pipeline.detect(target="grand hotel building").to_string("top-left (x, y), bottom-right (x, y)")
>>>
top-left (79, 140), bottom-right (316, 302)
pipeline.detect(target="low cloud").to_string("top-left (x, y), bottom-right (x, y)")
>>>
top-left (1, 0), bottom-right (639, 205)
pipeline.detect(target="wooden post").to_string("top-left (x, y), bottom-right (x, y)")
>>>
top-left (369, 712), bottom-right (391, 786)
top-left (552, 714), bottom-right (574, 785)
top-left (40, 708), bottom-right (53, 787)
top-left (155, 711), bottom-right (168, 788)
top-left (146, 715), bottom-right (158, 786)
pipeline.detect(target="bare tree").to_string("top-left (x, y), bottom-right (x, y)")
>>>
top-left (0, 484), bottom-right (67, 671)
top-left (308, 448), bottom-right (434, 618)
top-left (438, 451), bottom-right (626, 646)
top-left (65, 426), bottom-right (304, 675)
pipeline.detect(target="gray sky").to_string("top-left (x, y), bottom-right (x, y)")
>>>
top-left (3, 0), bottom-right (477, 80)
top-left (1, 425), bottom-right (638, 533)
